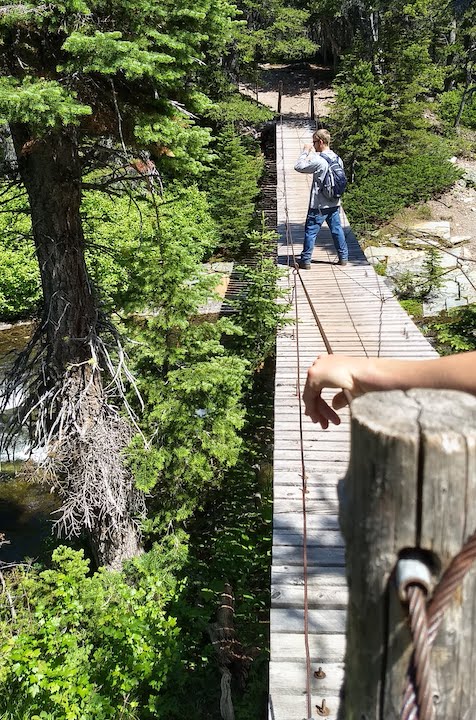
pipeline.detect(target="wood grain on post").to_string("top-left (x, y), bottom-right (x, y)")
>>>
top-left (339, 389), bottom-right (476, 720)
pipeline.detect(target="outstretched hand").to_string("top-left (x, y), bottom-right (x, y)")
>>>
top-left (302, 351), bottom-right (476, 429)
top-left (302, 355), bottom-right (369, 428)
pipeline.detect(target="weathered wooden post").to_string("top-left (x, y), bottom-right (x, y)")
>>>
top-left (277, 80), bottom-right (283, 114)
top-left (339, 389), bottom-right (476, 720)
top-left (310, 79), bottom-right (315, 122)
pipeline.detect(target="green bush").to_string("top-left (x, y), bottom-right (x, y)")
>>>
top-left (0, 547), bottom-right (179, 720)
top-left (0, 190), bottom-right (41, 319)
top-left (426, 304), bottom-right (476, 354)
top-left (207, 127), bottom-right (264, 257)
top-left (0, 244), bottom-right (41, 319)
top-left (438, 88), bottom-right (476, 129)
top-left (82, 183), bottom-right (218, 313)
top-left (344, 148), bottom-right (460, 232)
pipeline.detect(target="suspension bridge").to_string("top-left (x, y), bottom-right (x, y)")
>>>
top-left (268, 119), bottom-right (439, 720)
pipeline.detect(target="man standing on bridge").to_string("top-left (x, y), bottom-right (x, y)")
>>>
top-left (294, 129), bottom-right (348, 269)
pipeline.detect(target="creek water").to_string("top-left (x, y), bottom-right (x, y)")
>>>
top-left (0, 322), bottom-right (59, 564)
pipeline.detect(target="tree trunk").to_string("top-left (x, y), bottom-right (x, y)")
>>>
top-left (10, 124), bottom-right (96, 370)
top-left (444, 18), bottom-right (457, 91)
top-left (9, 123), bottom-right (143, 569)
top-left (454, 66), bottom-right (475, 129)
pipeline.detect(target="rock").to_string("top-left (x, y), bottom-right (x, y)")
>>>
top-left (423, 298), bottom-right (462, 316)
top-left (409, 220), bottom-right (451, 241)
top-left (448, 235), bottom-right (472, 246)
top-left (463, 169), bottom-right (476, 185)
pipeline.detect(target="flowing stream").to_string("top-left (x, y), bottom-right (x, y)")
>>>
top-left (0, 322), bottom-right (59, 564)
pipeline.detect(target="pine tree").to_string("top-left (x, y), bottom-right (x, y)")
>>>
top-left (0, 0), bottom-right (237, 568)
top-left (332, 59), bottom-right (388, 178)
top-left (207, 126), bottom-right (263, 256)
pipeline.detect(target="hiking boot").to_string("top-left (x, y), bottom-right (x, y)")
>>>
top-left (298, 260), bottom-right (311, 270)
top-left (337, 258), bottom-right (348, 266)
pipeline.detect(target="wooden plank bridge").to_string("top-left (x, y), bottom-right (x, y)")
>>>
top-left (269, 120), bottom-right (439, 720)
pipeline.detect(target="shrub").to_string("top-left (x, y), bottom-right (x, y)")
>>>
top-left (344, 148), bottom-right (460, 232)
top-left (82, 183), bottom-right (218, 313)
top-left (426, 304), bottom-right (476, 353)
top-left (0, 244), bottom-right (41, 319)
top-left (207, 126), bottom-right (263, 257)
top-left (0, 547), bottom-right (179, 720)
top-left (0, 190), bottom-right (41, 320)
top-left (438, 88), bottom-right (476, 129)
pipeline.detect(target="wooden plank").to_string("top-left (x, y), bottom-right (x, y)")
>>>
top-left (271, 608), bottom-right (347, 634)
top-left (269, 661), bottom-right (344, 695)
top-left (274, 530), bottom-right (343, 546)
top-left (273, 545), bottom-right (345, 566)
top-left (269, 692), bottom-right (342, 720)
top-left (273, 486), bottom-right (338, 501)
top-left (271, 565), bottom-right (346, 587)
top-left (270, 632), bottom-right (346, 662)
top-left (271, 584), bottom-right (348, 608)
top-left (273, 514), bottom-right (340, 531)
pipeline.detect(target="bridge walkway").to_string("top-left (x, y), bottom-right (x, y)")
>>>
top-left (269, 120), bottom-right (438, 720)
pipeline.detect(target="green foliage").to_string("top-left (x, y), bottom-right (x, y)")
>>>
top-left (421, 246), bottom-right (443, 296)
top-left (128, 352), bottom-right (247, 530)
top-left (0, 78), bottom-right (91, 129)
top-left (0, 244), bottom-right (40, 319)
top-left (426, 304), bottom-right (476, 353)
top-left (399, 298), bottom-right (423, 317)
top-left (0, 547), bottom-right (179, 720)
top-left (235, 0), bottom-right (316, 70)
top-left (391, 247), bottom-right (444, 301)
top-left (207, 127), bottom-right (263, 256)
top-left (82, 183), bottom-right (218, 313)
top-left (205, 95), bottom-right (275, 127)
top-left (332, 59), bottom-right (388, 176)
top-left (113, 187), bottom-right (244, 530)
top-left (0, 0), bottom-right (238, 166)
top-left (331, 2), bottom-right (448, 172)
top-left (152, 361), bottom-right (274, 720)
top-left (230, 221), bottom-right (290, 371)
top-left (0, 182), bottom-right (220, 320)
top-left (0, 189), bottom-right (41, 319)
top-left (438, 88), bottom-right (476, 129)
top-left (344, 147), bottom-right (461, 232)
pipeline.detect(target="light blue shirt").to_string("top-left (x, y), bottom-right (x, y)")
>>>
top-left (294, 149), bottom-right (341, 210)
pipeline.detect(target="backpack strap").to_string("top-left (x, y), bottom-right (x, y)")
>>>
top-left (320, 153), bottom-right (336, 165)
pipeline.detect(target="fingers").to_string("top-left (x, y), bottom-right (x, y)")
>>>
top-left (332, 390), bottom-right (350, 411)
top-left (304, 396), bottom-right (341, 428)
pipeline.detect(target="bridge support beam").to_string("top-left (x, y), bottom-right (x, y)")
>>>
top-left (339, 388), bottom-right (476, 720)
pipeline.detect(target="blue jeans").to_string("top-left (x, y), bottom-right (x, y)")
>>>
top-left (301, 206), bottom-right (348, 263)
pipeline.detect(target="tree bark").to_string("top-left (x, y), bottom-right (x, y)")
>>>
top-left (10, 124), bottom-right (96, 372)
top-left (8, 123), bottom-right (143, 569)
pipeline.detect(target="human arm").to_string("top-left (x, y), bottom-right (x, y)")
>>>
top-left (294, 145), bottom-right (323, 173)
top-left (302, 352), bottom-right (476, 428)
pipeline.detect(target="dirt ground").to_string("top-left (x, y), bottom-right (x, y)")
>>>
top-left (386, 162), bottom-right (476, 258)
top-left (239, 62), bottom-right (336, 119)
top-left (423, 161), bottom-right (476, 255)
